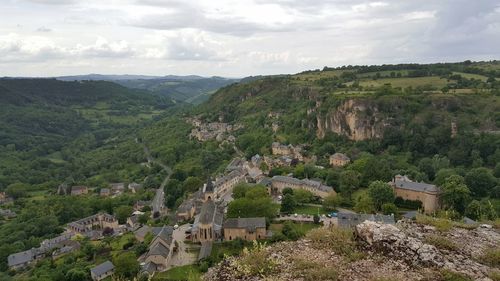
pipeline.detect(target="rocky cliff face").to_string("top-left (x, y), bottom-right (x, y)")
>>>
top-left (315, 99), bottom-right (387, 141)
top-left (204, 221), bottom-right (500, 281)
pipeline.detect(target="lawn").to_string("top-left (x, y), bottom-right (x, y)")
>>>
top-left (359, 76), bottom-right (448, 88)
top-left (294, 204), bottom-right (327, 216)
top-left (152, 265), bottom-right (201, 281)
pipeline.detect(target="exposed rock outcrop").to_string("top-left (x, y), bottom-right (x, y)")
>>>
top-left (316, 99), bottom-right (387, 140)
top-left (204, 221), bottom-right (500, 281)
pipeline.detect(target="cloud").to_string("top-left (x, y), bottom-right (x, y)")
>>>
top-left (24, 0), bottom-right (78, 5)
top-left (0, 34), bottom-right (135, 62)
top-left (36, 26), bottom-right (52, 32)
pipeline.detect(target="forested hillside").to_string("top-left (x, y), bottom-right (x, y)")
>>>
top-left (0, 78), bottom-right (175, 189)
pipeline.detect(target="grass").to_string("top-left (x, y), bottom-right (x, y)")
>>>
top-left (489, 270), bottom-right (500, 281)
top-left (291, 257), bottom-right (338, 281)
top-left (307, 227), bottom-right (362, 261)
top-left (294, 204), bottom-right (328, 216)
top-left (359, 76), bottom-right (448, 88)
top-left (479, 247), bottom-right (500, 267)
top-left (416, 214), bottom-right (453, 232)
top-left (152, 265), bottom-right (201, 281)
top-left (424, 235), bottom-right (457, 251)
top-left (233, 241), bottom-right (277, 277)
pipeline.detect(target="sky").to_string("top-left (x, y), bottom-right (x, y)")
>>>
top-left (0, 0), bottom-right (499, 77)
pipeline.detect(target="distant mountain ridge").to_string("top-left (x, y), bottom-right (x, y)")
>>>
top-left (54, 74), bottom-right (240, 104)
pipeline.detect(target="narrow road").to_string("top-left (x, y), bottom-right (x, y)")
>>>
top-left (140, 140), bottom-right (173, 215)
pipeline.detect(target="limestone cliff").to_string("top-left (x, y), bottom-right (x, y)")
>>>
top-left (315, 99), bottom-right (387, 140)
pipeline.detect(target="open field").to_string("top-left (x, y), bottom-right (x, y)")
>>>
top-left (359, 76), bottom-right (448, 88)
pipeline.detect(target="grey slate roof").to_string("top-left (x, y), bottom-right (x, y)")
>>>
top-left (148, 242), bottom-right (170, 258)
top-left (272, 175), bottom-right (303, 185)
top-left (205, 178), bottom-right (214, 193)
top-left (223, 217), bottom-right (266, 231)
top-left (8, 250), bottom-right (34, 267)
top-left (199, 200), bottom-right (216, 224)
top-left (393, 179), bottom-right (438, 193)
top-left (91, 261), bottom-right (114, 276)
top-left (338, 212), bottom-right (395, 228)
top-left (331, 153), bottom-right (350, 161)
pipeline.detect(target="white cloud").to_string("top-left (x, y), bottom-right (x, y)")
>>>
top-left (0, 0), bottom-right (499, 76)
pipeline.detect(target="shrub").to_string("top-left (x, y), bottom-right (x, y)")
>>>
top-left (439, 270), bottom-right (472, 281)
top-left (479, 248), bottom-right (500, 267)
top-left (489, 270), bottom-right (500, 281)
top-left (307, 227), bottom-right (359, 259)
top-left (235, 241), bottom-right (276, 277)
top-left (424, 235), bottom-right (457, 251)
top-left (416, 215), bottom-right (453, 232)
top-left (291, 257), bottom-right (338, 281)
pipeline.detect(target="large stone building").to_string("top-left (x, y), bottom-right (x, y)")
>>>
top-left (91, 261), bottom-right (114, 281)
top-left (271, 142), bottom-right (304, 161)
top-left (191, 199), bottom-right (224, 243)
top-left (70, 186), bottom-right (88, 196)
top-left (329, 153), bottom-right (350, 167)
top-left (214, 169), bottom-right (246, 197)
top-left (388, 175), bottom-right (440, 214)
top-left (223, 217), bottom-right (267, 241)
top-left (141, 225), bottom-right (175, 273)
top-left (270, 176), bottom-right (335, 198)
top-left (67, 213), bottom-right (118, 237)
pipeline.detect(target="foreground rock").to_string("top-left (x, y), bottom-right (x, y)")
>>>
top-left (204, 221), bottom-right (500, 281)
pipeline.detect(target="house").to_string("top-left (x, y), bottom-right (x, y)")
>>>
top-left (223, 217), bottom-right (267, 241)
top-left (100, 188), bottom-right (110, 197)
top-left (135, 200), bottom-right (152, 211)
top-left (127, 214), bottom-right (141, 229)
top-left (70, 186), bottom-right (88, 196)
top-left (7, 233), bottom-right (76, 269)
top-left (270, 176), bottom-right (335, 198)
top-left (67, 213), bottom-right (118, 237)
top-left (8, 249), bottom-right (36, 270)
top-left (142, 226), bottom-right (175, 272)
top-left (191, 199), bottom-right (224, 243)
top-left (176, 199), bottom-right (196, 221)
top-left (52, 240), bottom-right (81, 259)
top-left (329, 153), bottom-right (350, 167)
top-left (214, 169), bottom-right (246, 197)
top-left (134, 225), bottom-right (174, 243)
top-left (91, 261), bottom-right (114, 281)
top-left (388, 175), bottom-right (440, 214)
top-left (337, 212), bottom-right (395, 229)
top-left (128, 182), bottom-right (142, 193)
top-left (110, 183), bottom-right (125, 195)
top-left (0, 209), bottom-right (17, 219)
top-left (271, 142), bottom-right (304, 161)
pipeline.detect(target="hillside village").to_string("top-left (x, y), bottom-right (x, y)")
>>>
top-left (1, 61), bottom-right (500, 281)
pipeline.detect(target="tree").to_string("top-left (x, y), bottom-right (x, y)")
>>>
top-left (114, 205), bottom-right (133, 224)
top-left (368, 181), bottom-right (395, 210)
top-left (281, 194), bottom-right (296, 214)
top-left (114, 252), bottom-right (140, 279)
top-left (381, 203), bottom-right (398, 215)
top-left (465, 200), bottom-right (481, 220)
top-left (182, 177), bottom-right (203, 193)
top-left (66, 269), bottom-right (90, 281)
top-left (338, 170), bottom-right (360, 198)
top-left (282, 221), bottom-right (300, 240)
top-left (233, 183), bottom-right (250, 199)
top-left (293, 189), bottom-right (314, 205)
top-left (323, 192), bottom-right (340, 211)
top-left (245, 185), bottom-right (269, 199)
top-left (354, 194), bottom-right (375, 213)
top-left (5, 182), bottom-right (29, 199)
top-left (434, 168), bottom-right (457, 187)
top-left (282, 187), bottom-right (294, 196)
top-left (441, 175), bottom-right (471, 214)
top-left (313, 214), bottom-right (320, 224)
top-left (465, 168), bottom-right (497, 197)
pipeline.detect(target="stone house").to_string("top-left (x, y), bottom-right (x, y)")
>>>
top-left (99, 188), bottom-right (110, 197)
top-left (176, 199), bottom-right (196, 221)
top-left (70, 186), bottom-right (88, 196)
top-left (91, 261), bottom-right (114, 281)
top-left (142, 226), bottom-right (175, 273)
top-left (270, 176), bottom-right (335, 198)
top-left (67, 213), bottom-right (118, 237)
top-left (128, 182), bottom-right (142, 193)
top-left (223, 217), bottom-right (267, 241)
top-left (388, 175), bottom-right (440, 214)
top-left (329, 153), bottom-right (350, 167)
top-left (110, 183), bottom-right (125, 195)
top-left (214, 169), bottom-right (245, 198)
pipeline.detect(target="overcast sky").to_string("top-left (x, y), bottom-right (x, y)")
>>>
top-left (1, 0), bottom-right (499, 77)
